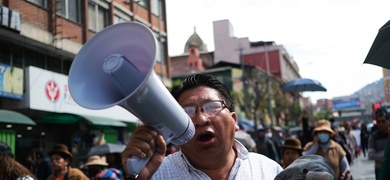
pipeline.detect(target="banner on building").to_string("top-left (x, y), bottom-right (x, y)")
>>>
top-left (332, 95), bottom-right (360, 109)
top-left (0, 63), bottom-right (23, 100)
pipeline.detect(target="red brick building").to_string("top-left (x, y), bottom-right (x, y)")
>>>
top-left (0, 0), bottom-right (168, 167)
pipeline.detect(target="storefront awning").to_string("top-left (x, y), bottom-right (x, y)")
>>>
top-left (0, 110), bottom-right (36, 125)
top-left (82, 115), bottom-right (127, 127)
top-left (36, 113), bottom-right (126, 127)
top-left (37, 113), bottom-right (81, 124)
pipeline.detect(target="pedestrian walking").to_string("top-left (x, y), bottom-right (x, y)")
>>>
top-left (368, 108), bottom-right (389, 180)
top-left (256, 126), bottom-right (280, 163)
top-left (281, 137), bottom-right (303, 168)
top-left (83, 155), bottom-right (121, 180)
top-left (47, 144), bottom-right (89, 180)
top-left (360, 123), bottom-right (369, 157)
top-left (303, 119), bottom-right (350, 179)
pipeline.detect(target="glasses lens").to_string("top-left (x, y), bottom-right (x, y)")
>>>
top-left (182, 101), bottom-right (224, 118)
top-left (202, 101), bottom-right (223, 115)
top-left (183, 106), bottom-right (195, 117)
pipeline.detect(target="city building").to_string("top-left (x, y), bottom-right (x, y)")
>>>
top-left (213, 19), bottom-right (301, 83)
top-left (170, 27), bottom-right (213, 76)
top-left (0, 0), bottom-right (168, 167)
top-left (316, 98), bottom-right (333, 111)
top-left (171, 19), bottom-right (301, 127)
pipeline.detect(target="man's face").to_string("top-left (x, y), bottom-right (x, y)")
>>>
top-left (376, 116), bottom-right (389, 133)
top-left (177, 86), bottom-right (238, 161)
top-left (50, 154), bottom-right (68, 172)
top-left (282, 149), bottom-right (301, 168)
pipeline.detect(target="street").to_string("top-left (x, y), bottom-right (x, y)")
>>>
top-left (350, 154), bottom-right (376, 180)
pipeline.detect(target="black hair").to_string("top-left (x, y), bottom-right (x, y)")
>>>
top-left (375, 107), bottom-right (389, 120)
top-left (0, 141), bottom-right (14, 158)
top-left (171, 74), bottom-right (235, 112)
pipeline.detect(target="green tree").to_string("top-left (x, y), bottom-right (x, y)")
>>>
top-left (313, 109), bottom-right (333, 120)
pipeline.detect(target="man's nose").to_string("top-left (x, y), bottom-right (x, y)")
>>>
top-left (192, 108), bottom-right (210, 127)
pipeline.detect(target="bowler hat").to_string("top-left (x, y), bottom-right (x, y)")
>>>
top-left (312, 119), bottom-right (336, 137)
top-left (282, 138), bottom-right (303, 152)
top-left (48, 144), bottom-right (72, 159)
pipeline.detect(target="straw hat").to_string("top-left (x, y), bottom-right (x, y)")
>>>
top-left (84, 155), bottom-right (108, 167)
top-left (282, 138), bottom-right (303, 152)
top-left (48, 144), bottom-right (72, 159)
top-left (312, 119), bottom-right (336, 137)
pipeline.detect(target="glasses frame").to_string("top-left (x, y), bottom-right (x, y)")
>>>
top-left (182, 100), bottom-right (226, 118)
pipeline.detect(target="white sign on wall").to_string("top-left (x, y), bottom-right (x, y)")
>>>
top-left (27, 66), bottom-right (139, 123)
top-left (0, 6), bottom-right (21, 32)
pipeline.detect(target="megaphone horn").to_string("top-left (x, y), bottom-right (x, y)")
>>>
top-left (68, 22), bottom-right (194, 177)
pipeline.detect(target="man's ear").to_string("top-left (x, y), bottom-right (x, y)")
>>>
top-left (231, 112), bottom-right (239, 131)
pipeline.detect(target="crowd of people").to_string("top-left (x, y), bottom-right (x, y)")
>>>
top-left (1, 73), bottom-right (390, 180)
top-left (120, 73), bottom-right (390, 180)
top-left (0, 141), bottom-right (124, 180)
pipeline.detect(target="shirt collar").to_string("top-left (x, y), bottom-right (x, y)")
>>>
top-left (179, 140), bottom-right (249, 172)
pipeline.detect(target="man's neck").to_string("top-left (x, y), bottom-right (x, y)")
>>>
top-left (188, 146), bottom-right (237, 180)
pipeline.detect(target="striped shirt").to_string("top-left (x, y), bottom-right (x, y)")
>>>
top-left (153, 140), bottom-right (283, 179)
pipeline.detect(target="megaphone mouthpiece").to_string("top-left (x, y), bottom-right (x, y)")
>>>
top-left (103, 54), bottom-right (142, 96)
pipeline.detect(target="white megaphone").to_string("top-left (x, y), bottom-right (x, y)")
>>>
top-left (68, 22), bottom-right (195, 177)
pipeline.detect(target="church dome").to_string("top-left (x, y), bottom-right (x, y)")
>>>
top-left (184, 27), bottom-right (207, 53)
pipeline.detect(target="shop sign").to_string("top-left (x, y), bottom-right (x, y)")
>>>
top-left (27, 66), bottom-right (139, 123)
top-left (0, 63), bottom-right (23, 100)
top-left (45, 80), bottom-right (60, 102)
top-left (0, 6), bottom-right (21, 32)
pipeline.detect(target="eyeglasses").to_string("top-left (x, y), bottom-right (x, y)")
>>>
top-left (182, 100), bottom-right (226, 118)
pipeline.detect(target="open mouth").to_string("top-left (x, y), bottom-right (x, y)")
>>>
top-left (197, 132), bottom-right (215, 142)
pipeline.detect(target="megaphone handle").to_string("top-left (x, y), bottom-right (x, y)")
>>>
top-left (126, 147), bottom-right (154, 178)
top-left (126, 123), bottom-right (175, 177)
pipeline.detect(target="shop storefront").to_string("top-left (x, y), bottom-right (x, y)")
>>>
top-left (1, 65), bottom-right (139, 166)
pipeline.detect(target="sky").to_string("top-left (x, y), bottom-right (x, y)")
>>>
top-left (165, 0), bottom-right (390, 103)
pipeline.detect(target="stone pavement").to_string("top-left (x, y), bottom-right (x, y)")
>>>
top-left (350, 154), bottom-right (376, 180)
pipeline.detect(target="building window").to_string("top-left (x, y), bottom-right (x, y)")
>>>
top-left (151, 0), bottom-right (165, 20)
top-left (114, 15), bottom-right (127, 24)
top-left (56, 0), bottom-right (81, 23)
top-left (27, 0), bottom-right (47, 8)
top-left (137, 0), bottom-right (149, 8)
top-left (157, 37), bottom-right (166, 63)
top-left (88, 2), bottom-right (108, 32)
top-left (151, 0), bottom-right (159, 16)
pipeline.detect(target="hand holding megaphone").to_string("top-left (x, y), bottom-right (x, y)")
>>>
top-left (68, 22), bottom-right (194, 177)
top-left (121, 124), bottom-right (168, 179)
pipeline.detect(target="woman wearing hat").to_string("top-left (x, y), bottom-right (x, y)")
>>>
top-left (47, 144), bottom-right (88, 180)
top-left (83, 155), bottom-right (121, 180)
top-left (281, 137), bottom-right (303, 168)
top-left (303, 120), bottom-right (350, 179)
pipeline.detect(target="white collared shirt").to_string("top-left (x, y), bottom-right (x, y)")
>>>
top-left (153, 140), bottom-right (283, 180)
